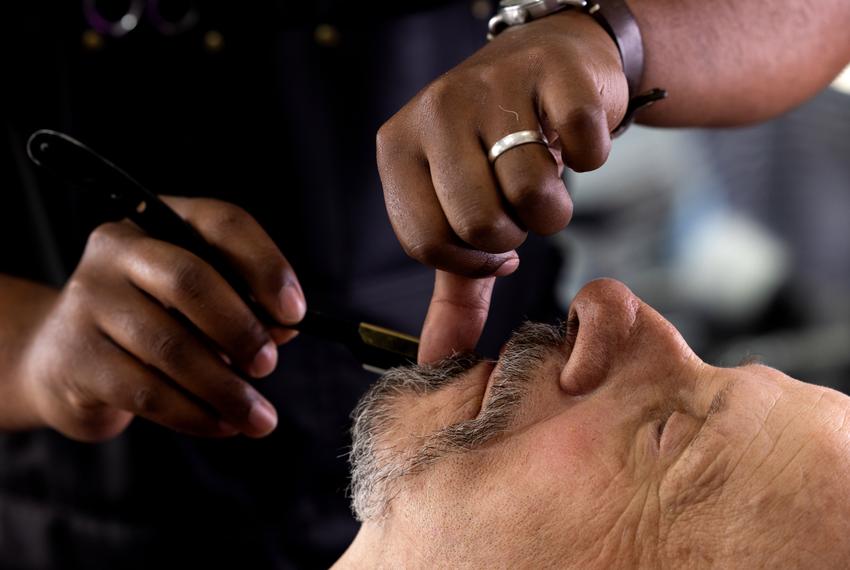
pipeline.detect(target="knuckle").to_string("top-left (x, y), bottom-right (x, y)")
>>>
top-left (455, 218), bottom-right (490, 245)
top-left (561, 104), bottom-right (606, 136)
top-left (86, 222), bottom-right (121, 252)
top-left (61, 276), bottom-right (102, 324)
top-left (47, 374), bottom-right (131, 441)
top-left (256, 253), bottom-right (287, 293)
top-left (376, 118), bottom-right (414, 166)
top-left (514, 199), bottom-right (564, 234)
top-left (505, 181), bottom-right (542, 210)
top-left (60, 392), bottom-right (127, 441)
top-left (131, 386), bottom-right (159, 415)
top-left (522, 44), bottom-right (551, 67)
top-left (594, 134), bottom-right (612, 163)
top-left (527, 45), bottom-right (549, 65)
top-left (506, 175), bottom-right (568, 213)
top-left (165, 258), bottom-right (208, 305)
top-left (571, 141), bottom-right (610, 172)
top-left (65, 411), bottom-right (128, 442)
top-left (63, 274), bottom-right (91, 304)
top-left (61, 381), bottom-right (99, 415)
top-left (230, 320), bottom-right (268, 361)
top-left (544, 199), bottom-right (573, 234)
top-left (472, 63), bottom-right (500, 87)
top-left (455, 213), bottom-right (516, 250)
top-left (148, 330), bottom-right (188, 369)
top-left (557, 105), bottom-right (611, 172)
top-left (207, 202), bottom-right (252, 234)
top-left (418, 78), bottom-right (457, 116)
top-left (376, 120), bottom-right (397, 152)
top-left (215, 377), bottom-right (254, 421)
top-left (83, 222), bottom-right (130, 266)
top-left (403, 238), bottom-right (442, 266)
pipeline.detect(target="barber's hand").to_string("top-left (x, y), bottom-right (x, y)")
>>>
top-left (377, 11), bottom-right (629, 362)
top-left (18, 197), bottom-right (305, 442)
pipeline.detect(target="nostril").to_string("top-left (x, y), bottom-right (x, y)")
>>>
top-left (559, 278), bottom-right (645, 396)
top-left (558, 300), bottom-right (618, 396)
top-left (559, 310), bottom-right (585, 395)
top-left (564, 311), bottom-right (579, 348)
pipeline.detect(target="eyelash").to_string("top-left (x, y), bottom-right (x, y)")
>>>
top-left (655, 411), bottom-right (673, 442)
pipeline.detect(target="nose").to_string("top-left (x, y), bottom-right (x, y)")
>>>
top-left (559, 279), bottom-right (698, 395)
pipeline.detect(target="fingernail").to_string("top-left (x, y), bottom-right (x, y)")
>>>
top-left (279, 282), bottom-right (306, 324)
top-left (248, 399), bottom-right (278, 436)
top-left (247, 341), bottom-right (278, 378)
top-left (270, 328), bottom-right (299, 346)
top-left (494, 255), bottom-right (520, 277)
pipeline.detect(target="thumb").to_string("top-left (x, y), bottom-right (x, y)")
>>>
top-left (418, 271), bottom-right (497, 364)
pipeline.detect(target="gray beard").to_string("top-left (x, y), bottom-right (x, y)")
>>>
top-left (348, 321), bottom-right (566, 521)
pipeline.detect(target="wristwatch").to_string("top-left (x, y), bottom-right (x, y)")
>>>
top-left (487, 0), bottom-right (587, 38)
top-left (487, 0), bottom-right (666, 136)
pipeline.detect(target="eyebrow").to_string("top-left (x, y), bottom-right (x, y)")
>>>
top-left (737, 354), bottom-right (764, 366)
top-left (680, 382), bottom-right (736, 454)
top-left (706, 382), bottom-right (734, 420)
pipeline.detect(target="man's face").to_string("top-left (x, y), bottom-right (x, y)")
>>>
top-left (340, 279), bottom-right (850, 568)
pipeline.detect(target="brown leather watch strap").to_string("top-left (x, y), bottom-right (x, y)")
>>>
top-left (586, 0), bottom-right (667, 135)
top-left (587, 0), bottom-right (643, 95)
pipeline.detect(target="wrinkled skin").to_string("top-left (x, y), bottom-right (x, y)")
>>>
top-left (336, 279), bottom-right (850, 568)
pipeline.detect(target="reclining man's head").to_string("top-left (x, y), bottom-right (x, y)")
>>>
top-left (335, 279), bottom-right (850, 569)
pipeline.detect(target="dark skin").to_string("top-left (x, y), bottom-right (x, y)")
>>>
top-left (1, 0), bottom-right (848, 442)
top-left (377, 3), bottom-right (850, 363)
top-left (0, 197), bottom-right (304, 441)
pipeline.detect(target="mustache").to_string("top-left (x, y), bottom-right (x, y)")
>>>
top-left (420, 321), bottom-right (567, 458)
top-left (349, 321), bottom-right (567, 521)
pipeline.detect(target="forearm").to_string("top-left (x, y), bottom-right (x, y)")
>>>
top-left (0, 275), bottom-right (57, 429)
top-left (631, 0), bottom-right (850, 126)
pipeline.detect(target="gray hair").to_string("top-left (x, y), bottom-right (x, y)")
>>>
top-left (348, 322), bottom-right (566, 521)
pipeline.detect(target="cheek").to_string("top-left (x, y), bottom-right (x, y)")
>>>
top-left (458, 413), bottom-right (641, 552)
top-left (511, 411), bottom-right (626, 507)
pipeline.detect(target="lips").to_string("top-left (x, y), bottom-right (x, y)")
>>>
top-left (463, 279), bottom-right (644, 419)
top-left (477, 360), bottom-right (501, 415)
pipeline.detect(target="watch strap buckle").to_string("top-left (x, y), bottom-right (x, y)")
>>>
top-left (612, 88), bottom-right (667, 137)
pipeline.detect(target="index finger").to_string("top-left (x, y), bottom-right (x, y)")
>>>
top-left (418, 270), bottom-right (501, 364)
top-left (163, 197), bottom-right (306, 327)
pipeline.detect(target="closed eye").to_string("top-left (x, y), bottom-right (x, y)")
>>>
top-left (655, 410), bottom-right (674, 442)
top-left (656, 415), bottom-right (670, 440)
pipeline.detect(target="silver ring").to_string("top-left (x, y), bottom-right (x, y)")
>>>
top-left (487, 130), bottom-right (547, 163)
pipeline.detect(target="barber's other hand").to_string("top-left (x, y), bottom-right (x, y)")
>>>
top-left (19, 197), bottom-right (305, 442)
top-left (377, 11), bottom-right (628, 362)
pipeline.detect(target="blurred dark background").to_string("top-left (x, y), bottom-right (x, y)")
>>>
top-left (0, 1), bottom-right (848, 568)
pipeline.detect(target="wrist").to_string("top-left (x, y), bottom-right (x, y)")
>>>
top-left (552, 10), bottom-right (630, 129)
top-left (489, 0), bottom-right (666, 135)
top-left (0, 277), bottom-right (60, 430)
